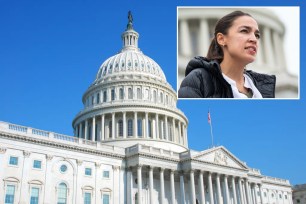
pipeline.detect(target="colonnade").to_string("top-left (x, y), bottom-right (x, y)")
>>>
top-left (74, 111), bottom-right (187, 145)
top-left (126, 165), bottom-right (292, 204)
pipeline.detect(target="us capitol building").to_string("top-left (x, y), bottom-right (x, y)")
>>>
top-left (0, 12), bottom-right (292, 204)
top-left (178, 7), bottom-right (298, 98)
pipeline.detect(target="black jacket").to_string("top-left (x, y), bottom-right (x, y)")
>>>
top-left (178, 56), bottom-right (276, 98)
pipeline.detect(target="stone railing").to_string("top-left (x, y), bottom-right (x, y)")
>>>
top-left (126, 143), bottom-right (180, 159)
top-left (249, 168), bottom-right (261, 175)
top-left (263, 176), bottom-right (290, 185)
top-left (0, 121), bottom-right (125, 155)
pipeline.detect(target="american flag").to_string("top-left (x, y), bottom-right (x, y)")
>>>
top-left (208, 111), bottom-right (211, 124)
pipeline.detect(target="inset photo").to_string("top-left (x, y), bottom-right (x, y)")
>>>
top-left (177, 7), bottom-right (299, 99)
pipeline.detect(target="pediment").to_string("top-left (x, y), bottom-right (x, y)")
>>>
top-left (192, 146), bottom-right (248, 169)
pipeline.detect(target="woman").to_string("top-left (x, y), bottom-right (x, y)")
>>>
top-left (178, 11), bottom-right (276, 98)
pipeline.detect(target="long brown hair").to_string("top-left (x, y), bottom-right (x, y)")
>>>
top-left (206, 11), bottom-right (253, 63)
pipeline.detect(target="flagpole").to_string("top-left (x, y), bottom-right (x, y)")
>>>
top-left (210, 118), bottom-right (214, 147)
top-left (208, 110), bottom-right (214, 148)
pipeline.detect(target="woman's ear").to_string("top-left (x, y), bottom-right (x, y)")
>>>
top-left (216, 33), bottom-right (226, 47)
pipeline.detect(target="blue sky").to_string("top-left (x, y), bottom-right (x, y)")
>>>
top-left (0, 1), bottom-right (305, 185)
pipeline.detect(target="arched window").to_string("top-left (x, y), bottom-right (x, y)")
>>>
top-left (91, 96), bottom-right (94, 105)
top-left (137, 88), bottom-right (141, 99)
top-left (128, 119), bottom-right (133, 136)
top-left (128, 88), bottom-right (133, 99)
top-left (57, 183), bottom-right (67, 204)
top-left (119, 88), bottom-right (124, 99)
top-left (137, 119), bottom-right (142, 137)
top-left (109, 121), bottom-right (112, 138)
top-left (118, 120), bottom-right (123, 137)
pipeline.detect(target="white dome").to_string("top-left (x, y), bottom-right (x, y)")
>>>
top-left (95, 50), bottom-right (166, 82)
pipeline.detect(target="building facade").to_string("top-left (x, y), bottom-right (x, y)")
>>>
top-left (177, 7), bottom-right (298, 98)
top-left (0, 12), bottom-right (292, 204)
top-left (292, 184), bottom-right (306, 204)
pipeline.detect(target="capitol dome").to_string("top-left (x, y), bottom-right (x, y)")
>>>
top-left (94, 44), bottom-right (167, 83)
top-left (72, 12), bottom-right (188, 152)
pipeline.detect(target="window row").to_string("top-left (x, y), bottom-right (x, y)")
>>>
top-left (7, 156), bottom-right (110, 178)
top-left (8, 157), bottom-right (41, 169)
top-left (4, 183), bottom-right (111, 204)
top-left (85, 87), bottom-right (175, 107)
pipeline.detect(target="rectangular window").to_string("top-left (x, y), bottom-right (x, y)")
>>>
top-left (5, 185), bottom-right (15, 204)
top-left (103, 170), bottom-right (110, 178)
top-left (84, 192), bottom-right (91, 204)
top-left (111, 89), bottom-right (115, 101)
top-left (9, 156), bottom-right (18, 166)
top-left (85, 168), bottom-right (92, 176)
top-left (33, 160), bottom-right (42, 169)
top-left (103, 91), bottom-right (107, 102)
top-left (102, 194), bottom-right (110, 204)
top-left (97, 93), bottom-right (100, 104)
top-left (119, 88), bottom-right (124, 99)
top-left (30, 187), bottom-right (39, 204)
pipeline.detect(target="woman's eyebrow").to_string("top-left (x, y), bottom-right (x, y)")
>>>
top-left (239, 25), bottom-right (260, 33)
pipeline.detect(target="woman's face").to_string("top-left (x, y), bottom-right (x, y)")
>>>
top-left (219, 15), bottom-right (260, 65)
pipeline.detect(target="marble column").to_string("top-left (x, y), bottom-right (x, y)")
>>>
top-left (112, 113), bottom-right (115, 138)
top-left (123, 112), bottom-right (127, 138)
top-left (208, 172), bottom-right (215, 204)
top-left (263, 26), bottom-right (275, 67)
top-left (179, 19), bottom-right (192, 56)
top-left (127, 168), bottom-right (133, 204)
top-left (165, 116), bottom-right (168, 140)
top-left (149, 166), bottom-right (154, 204)
top-left (216, 173), bottom-right (223, 204)
top-left (180, 171), bottom-right (186, 204)
top-left (85, 119), bottom-right (88, 140)
top-left (190, 170), bottom-right (196, 204)
top-left (178, 122), bottom-right (182, 144)
top-left (231, 177), bottom-right (237, 204)
top-left (145, 112), bottom-right (149, 138)
top-left (134, 112), bottom-right (138, 138)
top-left (224, 175), bottom-right (230, 204)
top-left (160, 168), bottom-right (165, 204)
top-left (92, 116), bottom-right (95, 141)
top-left (245, 179), bottom-right (252, 203)
top-left (137, 165), bottom-right (143, 204)
top-left (199, 171), bottom-right (206, 204)
top-left (155, 113), bottom-right (159, 139)
top-left (238, 178), bottom-right (244, 204)
top-left (259, 184), bottom-right (264, 204)
top-left (170, 169), bottom-right (176, 204)
top-left (172, 118), bottom-right (175, 142)
top-left (199, 19), bottom-right (210, 56)
top-left (101, 114), bottom-right (105, 141)
top-left (79, 122), bottom-right (83, 139)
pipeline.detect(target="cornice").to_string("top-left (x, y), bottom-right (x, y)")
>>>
top-left (126, 152), bottom-right (180, 163)
top-left (181, 157), bottom-right (249, 173)
top-left (0, 131), bottom-right (125, 160)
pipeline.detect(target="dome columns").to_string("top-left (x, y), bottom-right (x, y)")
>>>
top-left (73, 111), bottom-right (188, 148)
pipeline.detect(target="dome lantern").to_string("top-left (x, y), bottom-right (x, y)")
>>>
top-left (121, 11), bottom-right (139, 52)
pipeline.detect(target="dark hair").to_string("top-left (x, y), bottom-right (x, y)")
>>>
top-left (206, 11), bottom-right (253, 63)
